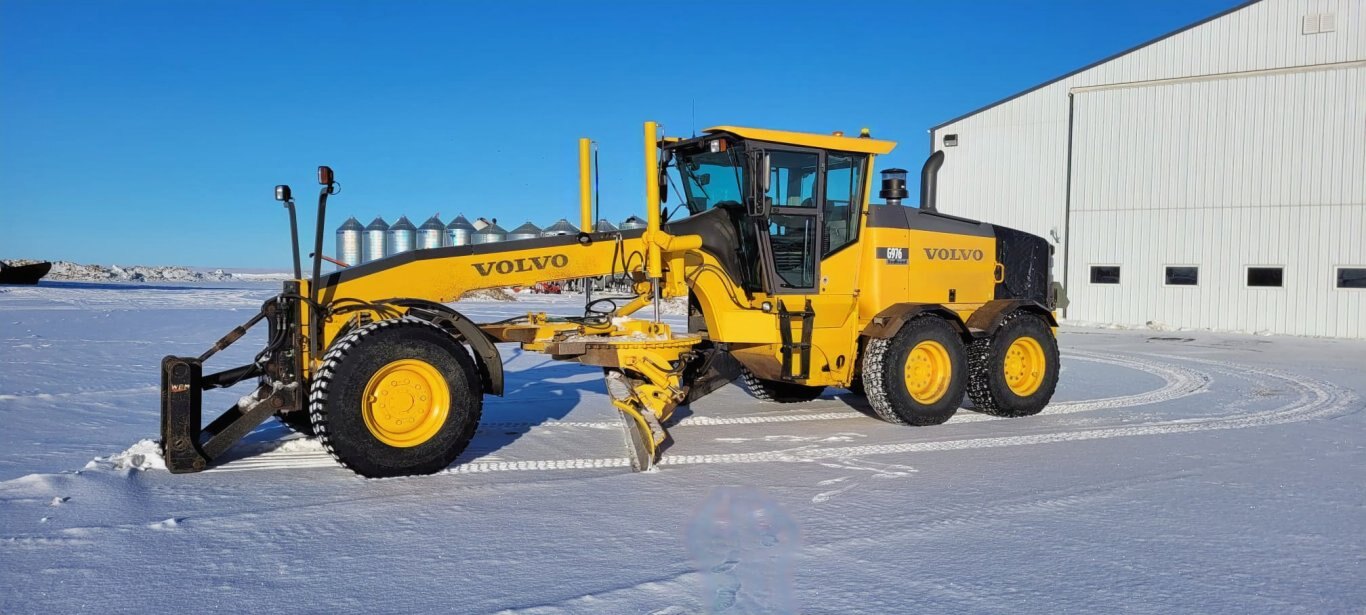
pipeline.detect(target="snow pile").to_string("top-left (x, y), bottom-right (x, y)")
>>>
top-left (148, 518), bottom-right (182, 530)
top-left (84, 439), bottom-right (167, 472)
top-left (42, 261), bottom-right (292, 283)
top-left (659, 296), bottom-right (689, 316)
top-left (48, 261), bottom-right (235, 282)
top-left (459, 288), bottom-right (519, 301)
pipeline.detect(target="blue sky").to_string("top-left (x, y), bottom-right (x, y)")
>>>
top-left (1, 0), bottom-right (1242, 269)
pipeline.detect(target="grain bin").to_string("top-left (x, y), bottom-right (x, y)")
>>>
top-left (362, 217), bottom-right (389, 263)
top-left (594, 218), bottom-right (619, 233)
top-left (335, 217), bottom-right (363, 268)
top-left (388, 216), bottom-right (417, 255)
top-left (620, 215), bottom-right (647, 230)
top-left (471, 221), bottom-right (506, 244)
top-left (541, 218), bottom-right (579, 237)
top-left (507, 221), bottom-right (542, 241)
top-left (446, 214), bottom-right (476, 246)
top-left (418, 214), bottom-right (446, 250)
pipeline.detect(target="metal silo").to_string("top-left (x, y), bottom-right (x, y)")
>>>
top-left (471, 221), bottom-right (507, 245)
top-left (418, 214), bottom-right (446, 250)
top-left (507, 221), bottom-right (542, 241)
top-left (335, 217), bottom-right (363, 268)
top-left (388, 216), bottom-right (417, 256)
top-left (595, 218), bottom-right (619, 233)
top-left (446, 214), bottom-right (476, 246)
top-left (362, 217), bottom-right (389, 263)
top-left (620, 215), bottom-right (647, 231)
top-left (541, 218), bottom-right (579, 237)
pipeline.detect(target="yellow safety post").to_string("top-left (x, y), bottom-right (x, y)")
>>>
top-left (578, 138), bottom-right (593, 233)
top-left (643, 121), bottom-right (662, 277)
top-left (643, 121), bottom-right (663, 322)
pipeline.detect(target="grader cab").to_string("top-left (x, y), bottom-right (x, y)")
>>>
top-left (160, 122), bottom-right (1059, 477)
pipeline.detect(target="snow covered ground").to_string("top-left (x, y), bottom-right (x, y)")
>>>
top-left (1, 280), bottom-right (1363, 613)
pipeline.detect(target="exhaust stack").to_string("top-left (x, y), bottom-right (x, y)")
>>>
top-left (919, 150), bottom-right (945, 213)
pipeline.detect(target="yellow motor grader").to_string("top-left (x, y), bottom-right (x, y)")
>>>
top-left (161, 122), bottom-right (1059, 477)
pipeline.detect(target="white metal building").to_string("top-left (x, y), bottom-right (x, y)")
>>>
top-left (929, 0), bottom-right (1364, 338)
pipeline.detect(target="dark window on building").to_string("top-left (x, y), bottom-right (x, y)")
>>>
top-left (1165, 266), bottom-right (1198, 286)
top-left (943, 134), bottom-right (959, 147)
top-left (1090, 265), bottom-right (1120, 284)
top-left (1247, 267), bottom-right (1284, 287)
top-left (1337, 267), bottom-right (1366, 289)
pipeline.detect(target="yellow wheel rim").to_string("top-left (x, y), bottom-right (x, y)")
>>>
top-left (1003, 336), bottom-right (1046, 397)
top-left (904, 340), bottom-right (952, 404)
top-left (361, 359), bottom-right (450, 448)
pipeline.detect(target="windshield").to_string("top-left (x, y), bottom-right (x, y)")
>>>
top-left (672, 145), bottom-right (746, 215)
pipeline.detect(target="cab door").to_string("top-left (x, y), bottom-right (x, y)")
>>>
top-left (756, 147), bottom-right (823, 297)
top-left (752, 147), bottom-right (863, 383)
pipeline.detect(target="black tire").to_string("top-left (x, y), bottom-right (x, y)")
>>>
top-left (739, 367), bottom-right (825, 403)
top-left (966, 312), bottom-right (1059, 417)
top-left (309, 318), bottom-right (483, 478)
top-left (862, 316), bottom-right (967, 426)
top-left (276, 410), bottom-right (315, 436)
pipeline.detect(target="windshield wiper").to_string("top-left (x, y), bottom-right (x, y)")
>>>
top-left (682, 164), bottom-right (711, 204)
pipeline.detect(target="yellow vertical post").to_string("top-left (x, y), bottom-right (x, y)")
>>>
top-left (643, 121), bottom-right (663, 323)
top-left (643, 121), bottom-right (661, 277)
top-left (578, 138), bottom-right (593, 233)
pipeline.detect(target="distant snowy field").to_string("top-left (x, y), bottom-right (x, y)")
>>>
top-left (1, 280), bottom-right (1363, 614)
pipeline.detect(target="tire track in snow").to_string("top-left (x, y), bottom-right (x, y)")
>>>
top-left (202, 353), bottom-right (1357, 475)
top-left (0, 385), bottom-right (158, 402)
top-left (470, 352), bottom-right (1209, 433)
top-left (656, 359), bottom-right (1355, 469)
top-left (209, 353), bottom-right (1202, 472)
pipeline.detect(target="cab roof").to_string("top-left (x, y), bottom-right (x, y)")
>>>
top-left (703, 125), bottom-right (896, 155)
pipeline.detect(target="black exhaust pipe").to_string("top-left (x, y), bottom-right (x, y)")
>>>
top-left (920, 150), bottom-right (945, 213)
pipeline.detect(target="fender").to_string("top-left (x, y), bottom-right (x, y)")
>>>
top-left (389, 299), bottom-right (505, 396)
top-left (861, 302), bottom-right (968, 340)
top-left (963, 299), bottom-right (1057, 337)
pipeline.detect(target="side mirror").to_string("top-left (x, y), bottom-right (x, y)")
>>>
top-left (275, 184), bottom-right (292, 202)
top-left (760, 153), bottom-right (771, 194)
top-left (658, 169), bottom-right (669, 203)
top-left (317, 166), bottom-right (334, 186)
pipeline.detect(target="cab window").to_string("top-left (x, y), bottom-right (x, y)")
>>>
top-left (765, 151), bottom-right (820, 208)
top-left (824, 154), bottom-right (865, 255)
top-left (677, 148), bottom-right (745, 214)
top-left (768, 215), bottom-right (818, 288)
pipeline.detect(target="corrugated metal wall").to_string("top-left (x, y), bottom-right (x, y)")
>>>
top-left (930, 0), bottom-right (1365, 337)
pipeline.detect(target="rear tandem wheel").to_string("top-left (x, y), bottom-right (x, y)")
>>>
top-left (966, 311), bottom-right (1059, 417)
top-left (861, 316), bottom-right (968, 426)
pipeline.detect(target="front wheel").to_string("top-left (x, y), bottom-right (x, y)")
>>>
top-left (966, 312), bottom-right (1059, 417)
top-left (309, 318), bottom-right (483, 478)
